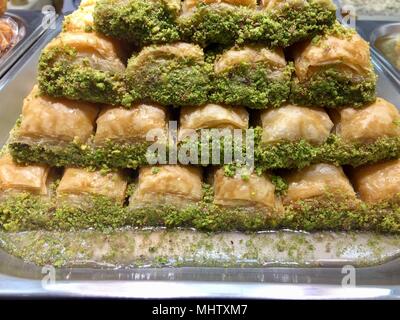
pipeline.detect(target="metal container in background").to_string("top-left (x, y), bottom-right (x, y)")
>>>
top-left (357, 20), bottom-right (400, 85)
top-left (369, 23), bottom-right (400, 79)
top-left (0, 10), bottom-right (49, 80)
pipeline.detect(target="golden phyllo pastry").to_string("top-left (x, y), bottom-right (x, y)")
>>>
top-left (214, 44), bottom-right (287, 76)
top-left (45, 32), bottom-right (127, 73)
top-left (57, 168), bottom-right (128, 203)
top-left (129, 42), bottom-right (204, 67)
top-left (294, 31), bottom-right (372, 81)
top-left (283, 163), bottom-right (356, 203)
top-left (63, 2), bottom-right (96, 33)
top-left (182, 0), bottom-right (257, 12)
top-left (0, 154), bottom-right (50, 195)
top-left (351, 160), bottom-right (400, 203)
top-left (261, 0), bottom-right (334, 10)
top-left (261, 0), bottom-right (304, 10)
top-left (331, 98), bottom-right (400, 143)
top-left (260, 104), bottom-right (333, 145)
top-left (211, 43), bottom-right (291, 108)
top-left (179, 103), bottom-right (248, 138)
top-left (130, 166), bottom-right (203, 207)
top-left (213, 168), bottom-right (281, 210)
top-left (94, 103), bottom-right (168, 144)
top-left (18, 86), bottom-right (98, 144)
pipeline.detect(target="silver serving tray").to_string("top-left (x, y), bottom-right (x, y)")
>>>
top-left (1, 18), bottom-right (400, 299)
top-left (358, 21), bottom-right (400, 87)
top-left (368, 22), bottom-right (400, 81)
top-left (0, 10), bottom-right (48, 80)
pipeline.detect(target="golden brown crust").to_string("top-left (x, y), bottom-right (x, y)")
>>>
top-left (213, 168), bottom-right (281, 210)
top-left (214, 45), bottom-right (286, 75)
top-left (131, 166), bottom-right (203, 207)
top-left (260, 104), bottom-right (333, 145)
top-left (129, 42), bottom-right (204, 68)
top-left (294, 32), bottom-right (372, 81)
top-left (284, 163), bottom-right (356, 203)
top-left (18, 86), bottom-right (98, 143)
top-left (260, 0), bottom-right (307, 10)
top-left (180, 103), bottom-right (249, 132)
top-left (45, 32), bottom-right (127, 72)
top-left (332, 98), bottom-right (400, 143)
top-left (0, 154), bottom-right (50, 195)
top-left (94, 103), bottom-right (168, 144)
top-left (352, 159), bottom-right (400, 203)
top-left (57, 168), bottom-right (128, 203)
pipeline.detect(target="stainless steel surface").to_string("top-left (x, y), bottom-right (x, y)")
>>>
top-left (357, 20), bottom-right (400, 82)
top-left (0, 278), bottom-right (398, 299)
top-left (1, 242), bottom-right (400, 299)
top-left (370, 22), bottom-right (400, 44)
top-left (0, 10), bottom-right (48, 80)
top-left (1, 17), bottom-right (400, 299)
top-left (370, 23), bottom-right (400, 78)
top-left (0, 16), bottom-right (61, 145)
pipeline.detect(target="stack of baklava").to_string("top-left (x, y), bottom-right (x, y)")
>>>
top-left (1, 0), bottom-right (400, 233)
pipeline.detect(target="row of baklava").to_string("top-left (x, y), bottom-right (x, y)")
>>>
top-left (8, 86), bottom-right (400, 170)
top-left (1, 152), bottom-right (400, 232)
top-left (38, 21), bottom-right (376, 108)
top-left (81, 0), bottom-right (337, 47)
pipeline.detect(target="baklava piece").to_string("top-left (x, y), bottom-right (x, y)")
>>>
top-left (94, 103), bottom-right (168, 144)
top-left (57, 168), bottom-right (128, 205)
top-left (38, 32), bottom-right (129, 105)
top-left (320, 98), bottom-right (400, 167)
top-left (179, 0), bottom-right (335, 46)
top-left (178, 104), bottom-right (249, 165)
top-left (211, 45), bottom-right (291, 108)
top-left (256, 104), bottom-right (333, 169)
top-left (126, 43), bottom-right (210, 106)
top-left (178, 0), bottom-right (256, 45)
top-left (331, 98), bottom-right (400, 144)
top-left (283, 163), bottom-right (356, 204)
top-left (259, 0), bottom-right (336, 46)
top-left (351, 160), bottom-right (400, 204)
top-left (16, 86), bottom-right (98, 145)
top-left (260, 104), bottom-right (333, 145)
top-left (9, 86), bottom-right (98, 168)
top-left (89, 103), bottom-right (169, 169)
top-left (0, 154), bottom-right (50, 197)
top-left (291, 25), bottom-right (376, 108)
top-left (129, 165), bottom-right (203, 208)
top-left (212, 167), bottom-right (282, 212)
top-left (179, 103), bottom-right (248, 137)
top-left (93, 0), bottom-right (181, 45)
